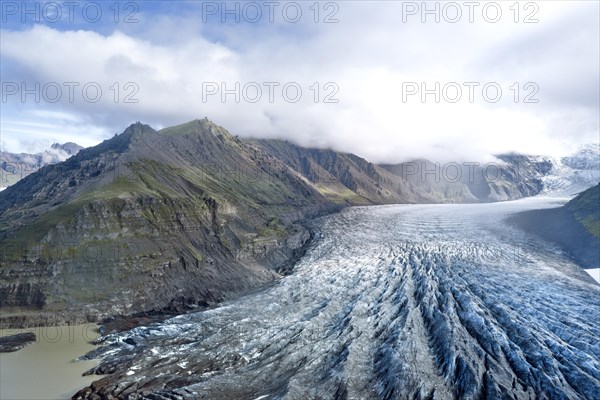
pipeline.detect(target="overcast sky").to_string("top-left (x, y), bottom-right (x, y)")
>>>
top-left (1, 1), bottom-right (598, 163)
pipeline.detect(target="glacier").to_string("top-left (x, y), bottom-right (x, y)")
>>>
top-left (76, 197), bottom-right (600, 400)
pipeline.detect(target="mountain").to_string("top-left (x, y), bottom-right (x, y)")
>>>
top-left (249, 140), bottom-right (441, 204)
top-left (377, 145), bottom-right (599, 203)
top-left (380, 154), bottom-right (550, 203)
top-left (1, 142), bottom-right (83, 190)
top-left (0, 120), bottom-right (335, 327)
top-left (0, 119), bottom-right (595, 328)
top-left (510, 183), bottom-right (600, 278)
top-left (540, 144), bottom-right (600, 195)
top-left (253, 141), bottom-right (554, 204)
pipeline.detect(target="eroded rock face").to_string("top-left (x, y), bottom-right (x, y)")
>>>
top-left (0, 282), bottom-right (46, 308)
top-left (74, 199), bottom-right (599, 400)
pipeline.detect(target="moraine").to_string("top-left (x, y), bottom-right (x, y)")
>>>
top-left (75, 197), bottom-right (600, 400)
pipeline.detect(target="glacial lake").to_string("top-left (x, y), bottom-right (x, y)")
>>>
top-left (0, 324), bottom-right (99, 400)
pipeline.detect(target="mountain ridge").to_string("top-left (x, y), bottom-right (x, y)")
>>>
top-left (0, 120), bottom-right (335, 327)
top-left (0, 119), bottom-right (597, 328)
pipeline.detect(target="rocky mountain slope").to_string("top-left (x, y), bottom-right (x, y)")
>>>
top-left (1, 142), bottom-right (83, 190)
top-left (510, 183), bottom-right (600, 270)
top-left (0, 120), bottom-right (336, 327)
top-left (0, 119), bottom-right (596, 328)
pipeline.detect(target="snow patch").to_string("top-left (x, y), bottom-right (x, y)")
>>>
top-left (584, 268), bottom-right (600, 284)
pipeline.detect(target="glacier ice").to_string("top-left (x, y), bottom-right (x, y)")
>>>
top-left (78, 198), bottom-right (600, 400)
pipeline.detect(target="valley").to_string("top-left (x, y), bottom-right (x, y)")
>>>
top-left (74, 197), bottom-right (600, 399)
top-left (4, 120), bottom-right (595, 329)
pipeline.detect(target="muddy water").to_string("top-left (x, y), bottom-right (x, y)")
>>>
top-left (0, 324), bottom-right (100, 400)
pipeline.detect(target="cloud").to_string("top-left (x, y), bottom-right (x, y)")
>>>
top-left (0, 111), bottom-right (107, 153)
top-left (1, 1), bottom-right (598, 162)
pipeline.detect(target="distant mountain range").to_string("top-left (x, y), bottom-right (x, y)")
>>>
top-left (2, 133), bottom-right (597, 200)
top-left (0, 119), bottom-right (597, 327)
top-left (533, 144), bottom-right (600, 196)
top-left (1, 142), bottom-right (83, 190)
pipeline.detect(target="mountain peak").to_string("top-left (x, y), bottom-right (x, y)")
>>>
top-left (123, 121), bottom-right (156, 136)
top-left (191, 117), bottom-right (219, 133)
top-left (159, 118), bottom-right (234, 141)
top-left (50, 142), bottom-right (84, 155)
top-left (193, 117), bottom-right (220, 130)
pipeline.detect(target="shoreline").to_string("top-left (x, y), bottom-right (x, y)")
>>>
top-left (0, 210), bottom-right (335, 399)
top-left (0, 323), bottom-right (100, 400)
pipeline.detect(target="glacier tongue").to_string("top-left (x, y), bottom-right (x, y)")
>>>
top-left (77, 198), bottom-right (600, 400)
